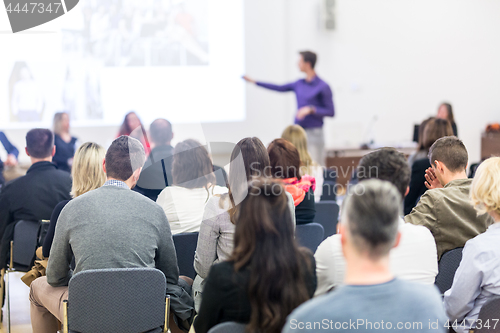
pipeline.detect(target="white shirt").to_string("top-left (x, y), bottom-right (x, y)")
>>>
top-left (314, 218), bottom-right (438, 296)
top-left (156, 185), bottom-right (228, 235)
top-left (444, 222), bottom-right (500, 333)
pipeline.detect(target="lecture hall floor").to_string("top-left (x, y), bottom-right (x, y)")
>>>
top-left (1, 272), bottom-right (33, 333)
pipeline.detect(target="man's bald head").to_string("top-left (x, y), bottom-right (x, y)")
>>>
top-left (150, 118), bottom-right (173, 146)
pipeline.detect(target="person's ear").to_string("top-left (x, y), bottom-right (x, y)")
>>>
top-left (102, 158), bottom-right (107, 174)
top-left (133, 167), bottom-right (142, 181)
top-left (405, 186), bottom-right (410, 197)
top-left (52, 146), bottom-right (56, 157)
top-left (339, 223), bottom-right (348, 257)
top-left (25, 147), bottom-right (30, 157)
top-left (434, 161), bottom-right (444, 174)
top-left (393, 231), bottom-right (402, 249)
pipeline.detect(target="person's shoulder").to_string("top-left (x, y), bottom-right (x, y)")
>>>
top-left (287, 291), bottom-right (339, 322)
top-left (315, 234), bottom-right (341, 256)
top-left (207, 261), bottom-right (236, 282)
top-left (400, 220), bottom-right (434, 238)
top-left (392, 279), bottom-right (442, 304)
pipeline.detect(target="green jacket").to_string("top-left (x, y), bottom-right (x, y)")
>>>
top-left (404, 178), bottom-right (493, 260)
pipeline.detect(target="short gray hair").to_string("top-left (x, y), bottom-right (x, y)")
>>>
top-left (341, 179), bottom-right (401, 260)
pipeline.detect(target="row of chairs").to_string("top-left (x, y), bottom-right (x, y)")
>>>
top-left (173, 200), bottom-right (341, 279)
top-left (0, 201), bottom-right (341, 331)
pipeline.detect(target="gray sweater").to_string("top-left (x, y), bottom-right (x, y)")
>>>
top-left (47, 185), bottom-right (179, 287)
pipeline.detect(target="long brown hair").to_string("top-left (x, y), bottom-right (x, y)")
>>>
top-left (221, 137), bottom-right (270, 224)
top-left (172, 139), bottom-right (215, 189)
top-left (422, 118), bottom-right (454, 151)
top-left (439, 102), bottom-right (455, 123)
top-left (267, 138), bottom-right (301, 180)
top-left (230, 178), bottom-right (313, 333)
top-left (118, 111), bottom-right (145, 136)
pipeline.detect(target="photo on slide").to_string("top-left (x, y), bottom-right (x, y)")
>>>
top-left (62, 0), bottom-right (209, 67)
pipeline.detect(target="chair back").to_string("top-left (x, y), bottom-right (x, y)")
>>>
top-left (435, 247), bottom-right (463, 294)
top-left (67, 268), bottom-right (166, 333)
top-left (320, 168), bottom-right (337, 201)
top-left (314, 201), bottom-right (339, 239)
top-left (208, 321), bottom-right (246, 333)
top-left (12, 220), bottom-right (41, 271)
top-left (173, 232), bottom-right (199, 279)
top-left (295, 223), bottom-right (325, 253)
top-left (475, 296), bottom-right (500, 332)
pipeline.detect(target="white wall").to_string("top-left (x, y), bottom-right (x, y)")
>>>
top-left (4, 0), bottom-right (500, 165)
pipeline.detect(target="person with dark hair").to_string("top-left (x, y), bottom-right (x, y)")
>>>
top-left (194, 178), bottom-right (317, 333)
top-left (437, 102), bottom-right (458, 136)
top-left (314, 148), bottom-right (438, 295)
top-left (405, 137), bottom-right (494, 259)
top-left (192, 137), bottom-right (296, 311)
top-left (405, 118), bottom-right (454, 214)
top-left (0, 131), bottom-right (19, 188)
top-left (116, 111), bottom-right (150, 154)
top-left (243, 51), bottom-right (334, 165)
top-left (284, 180), bottom-right (447, 333)
top-left (53, 112), bottom-right (78, 173)
top-left (0, 128), bottom-right (72, 241)
top-left (268, 138), bottom-right (315, 224)
top-left (156, 139), bottom-right (227, 234)
top-left (134, 118), bottom-right (175, 201)
top-left (29, 136), bottom-right (195, 333)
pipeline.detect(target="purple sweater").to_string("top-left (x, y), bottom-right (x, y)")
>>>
top-left (256, 75), bottom-right (334, 128)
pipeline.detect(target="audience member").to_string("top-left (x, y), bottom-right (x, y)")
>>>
top-left (0, 131), bottom-right (19, 188)
top-left (444, 157), bottom-right (500, 333)
top-left (268, 138), bottom-right (316, 224)
top-left (315, 148), bottom-right (438, 295)
top-left (282, 125), bottom-right (324, 202)
top-left (0, 129), bottom-right (72, 246)
top-left (405, 118), bottom-right (454, 214)
top-left (437, 102), bottom-right (458, 136)
top-left (408, 117), bottom-right (433, 167)
top-left (42, 142), bottom-right (106, 258)
top-left (134, 118), bottom-right (174, 201)
top-left (156, 139), bottom-right (227, 234)
top-left (284, 180), bottom-right (447, 333)
top-left (52, 112), bottom-right (78, 173)
top-left (29, 136), bottom-right (194, 333)
top-left (405, 136), bottom-right (494, 259)
top-left (117, 111), bottom-right (150, 154)
top-left (193, 137), bottom-right (296, 310)
top-left (194, 178), bottom-right (317, 333)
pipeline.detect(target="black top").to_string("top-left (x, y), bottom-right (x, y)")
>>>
top-left (296, 188), bottom-right (316, 225)
top-left (451, 122), bottom-right (458, 137)
top-left (404, 158), bottom-right (431, 215)
top-left (133, 145), bottom-right (174, 201)
top-left (53, 134), bottom-right (77, 173)
top-left (0, 161), bottom-right (72, 238)
top-left (194, 253), bottom-right (317, 333)
top-left (42, 199), bottom-right (70, 258)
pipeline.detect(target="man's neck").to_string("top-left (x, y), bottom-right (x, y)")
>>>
top-left (305, 70), bottom-right (316, 82)
top-left (30, 157), bottom-right (52, 164)
top-left (344, 255), bottom-right (394, 286)
top-left (443, 171), bottom-right (468, 186)
top-left (106, 177), bottom-right (133, 189)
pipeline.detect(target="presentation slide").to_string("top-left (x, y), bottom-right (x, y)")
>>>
top-left (0, 0), bottom-right (245, 129)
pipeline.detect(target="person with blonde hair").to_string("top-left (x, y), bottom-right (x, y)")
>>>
top-left (444, 157), bottom-right (500, 333)
top-left (42, 142), bottom-right (106, 257)
top-left (282, 125), bottom-right (324, 202)
top-left (53, 112), bottom-right (78, 172)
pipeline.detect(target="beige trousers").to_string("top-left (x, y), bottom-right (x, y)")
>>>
top-left (29, 276), bottom-right (68, 333)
